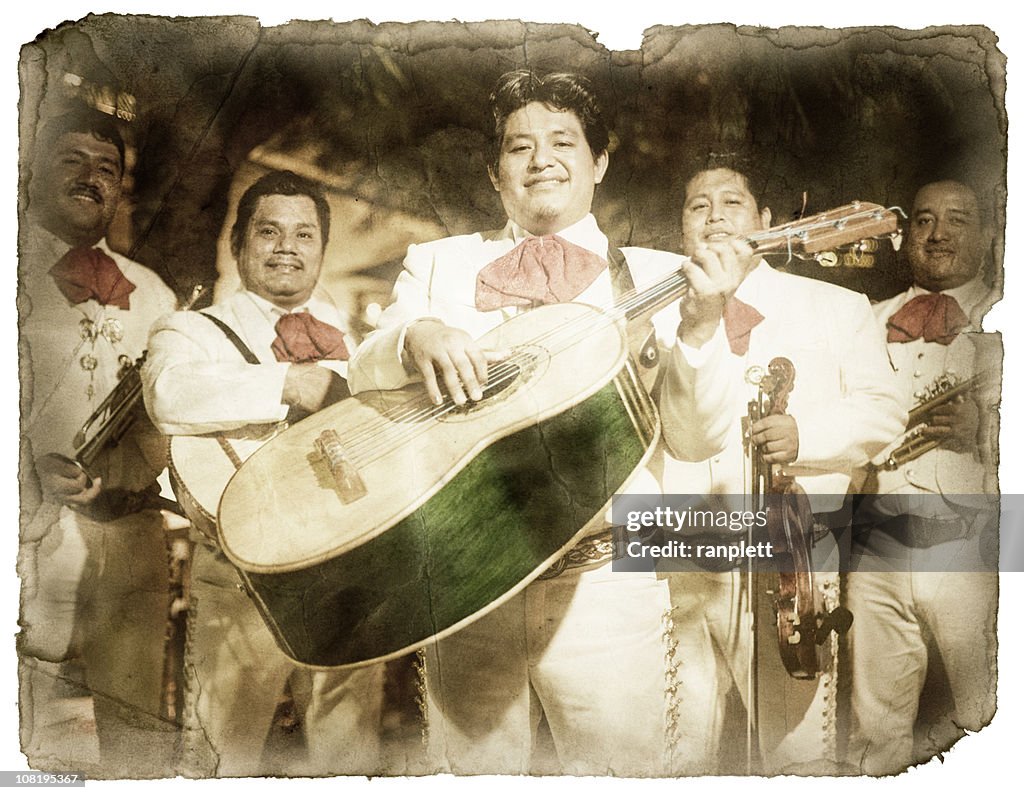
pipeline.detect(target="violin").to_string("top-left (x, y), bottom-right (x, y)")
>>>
top-left (747, 357), bottom-right (851, 679)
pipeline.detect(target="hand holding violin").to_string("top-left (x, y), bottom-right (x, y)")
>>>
top-left (751, 414), bottom-right (799, 464)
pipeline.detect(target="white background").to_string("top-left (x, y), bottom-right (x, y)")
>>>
top-left (3, 2), bottom-right (1020, 798)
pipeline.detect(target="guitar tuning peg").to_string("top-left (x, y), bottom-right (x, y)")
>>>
top-left (815, 251), bottom-right (838, 267)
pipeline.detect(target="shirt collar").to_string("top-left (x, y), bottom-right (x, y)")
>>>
top-left (240, 289), bottom-right (345, 329)
top-left (26, 223), bottom-right (69, 262)
top-left (242, 289), bottom-right (307, 323)
top-left (505, 213), bottom-right (608, 258)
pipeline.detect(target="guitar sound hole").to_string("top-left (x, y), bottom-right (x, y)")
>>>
top-left (445, 353), bottom-right (535, 417)
top-left (482, 361), bottom-right (521, 399)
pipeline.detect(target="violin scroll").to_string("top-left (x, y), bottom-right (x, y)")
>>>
top-left (751, 356), bottom-right (844, 680)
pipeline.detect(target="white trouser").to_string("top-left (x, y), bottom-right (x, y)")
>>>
top-left (667, 562), bottom-right (842, 773)
top-left (182, 544), bottom-right (385, 776)
top-left (846, 532), bottom-right (997, 774)
top-left (424, 563), bottom-right (673, 776)
top-left (20, 508), bottom-right (175, 777)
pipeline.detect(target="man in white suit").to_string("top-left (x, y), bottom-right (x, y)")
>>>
top-left (348, 70), bottom-right (681, 775)
top-left (143, 170), bottom-right (383, 776)
top-left (19, 107), bottom-right (177, 777)
top-left (846, 180), bottom-right (999, 774)
top-left (657, 164), bottom-right (907, 771)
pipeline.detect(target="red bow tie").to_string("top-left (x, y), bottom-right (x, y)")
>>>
top-left (271, 311), bottom-right (350, 363)
top-left (723, 296), bottom-right (764, 356)
top-left (49, 246), bottom-right (136, 310)
top-left (475, 235), bottom-right (608, 311)
top-left (886, 293), bottom-right (968, 345)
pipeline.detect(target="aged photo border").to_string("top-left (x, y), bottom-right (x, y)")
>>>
top-left (4, 1), bottom-right (1022, 796)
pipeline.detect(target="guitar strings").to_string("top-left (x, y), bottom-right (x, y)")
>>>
top-left (333, 205), bottom-right (894, 462)
top-left (339, 271), bottom-right (690, 463)
top-left (340, 310), bottom-right (628, 463)
top-left (333, 266), bottom-right (683, 456)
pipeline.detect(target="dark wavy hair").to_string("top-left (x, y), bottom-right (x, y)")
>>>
top-left (489, 70), bottom-right (608, 169)
top-left (36, 107), bottom-right (126, 172)
top-left (683, 152), bottom-right (769, 211)
top-left (230, 170), bottom-right (331, 257)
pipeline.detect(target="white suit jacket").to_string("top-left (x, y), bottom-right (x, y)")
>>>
top-left (143, 289), bottom-right (353, 436)
top-left (21, 224), bottom-right (175, 489)
top-left (870, 278), bottom-right (998, 496)
top-left (658, 260), bottom-right (907, 506)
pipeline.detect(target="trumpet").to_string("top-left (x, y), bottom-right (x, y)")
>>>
top-left (71, 353), bottom-right (147, 471)
top-left (70, 284), bottom-right (207, 473)
top-left (44, 285), bottom-right (206, 521)
top-left (878, 371), bottom-right (985, 471)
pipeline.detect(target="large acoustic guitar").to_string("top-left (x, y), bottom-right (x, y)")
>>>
top-left (172, 202), bottom-right (900, 668)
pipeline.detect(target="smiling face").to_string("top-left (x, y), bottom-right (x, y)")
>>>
top-left (488, 101), bottom-right (608, 236)
top-left (236, 194), bottom-right (324, 310)
top-left (680, 168), bottom-right (771, 257)
top-left (905, 181), bottom-right (985, 292)
top-left (35, 131), bottom-right (123, 246)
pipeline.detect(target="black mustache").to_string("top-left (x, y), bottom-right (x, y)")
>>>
top-left (69, 183), bottom-right (103, 203)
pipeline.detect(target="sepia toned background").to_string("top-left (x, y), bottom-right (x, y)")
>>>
top-left (18, 18), bottom-right (1006, 329)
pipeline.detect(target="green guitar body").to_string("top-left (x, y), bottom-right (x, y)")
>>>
top-left (217, 304), bottom-right (658, 668)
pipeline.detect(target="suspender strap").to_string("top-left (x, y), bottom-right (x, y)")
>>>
top-left (199, 312), bottom-right (261, 365)
top-left (608, 245), bottom-right (660, 371)
top-left (607, 245), bottom-right (636, 300)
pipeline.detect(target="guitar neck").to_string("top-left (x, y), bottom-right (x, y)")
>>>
top-left (616, 201), bottom-right (901, 324)
top-left (616, 270), bottom-right (689, 324)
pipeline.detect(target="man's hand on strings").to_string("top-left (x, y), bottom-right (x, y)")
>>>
top-left (678, 238), bottom-right (756, 348)
top-left (404, 319), bottom-right (492, 406)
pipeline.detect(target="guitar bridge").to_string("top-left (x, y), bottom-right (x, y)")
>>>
top-left (314, 429), bottom-right (367, 504)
